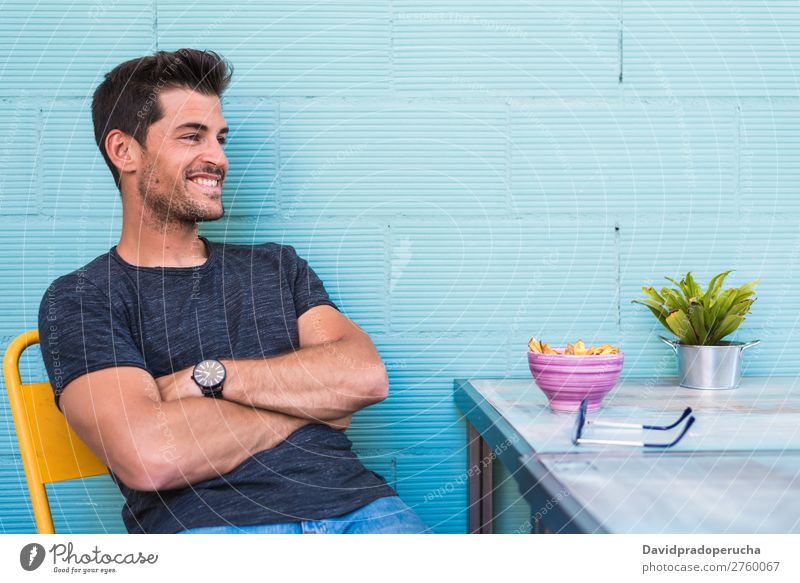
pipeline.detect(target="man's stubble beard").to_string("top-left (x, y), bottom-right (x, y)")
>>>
top-left (137, 159), bottom-right (224, 230)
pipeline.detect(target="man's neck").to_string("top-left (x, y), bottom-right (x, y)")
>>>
top-left (116, 223), bottom-right (209, 268)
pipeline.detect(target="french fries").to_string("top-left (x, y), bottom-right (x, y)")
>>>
top-left (527, 338), bottom-right (558, 354)
top-left (528, 338), bottom-right (620, 355)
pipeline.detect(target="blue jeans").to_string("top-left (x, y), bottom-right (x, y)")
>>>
top-left (178, 496), bottom-right (432, 534)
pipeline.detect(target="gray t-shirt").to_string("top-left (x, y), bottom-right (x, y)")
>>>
top-left (37, 237), bottom-right (395, 533)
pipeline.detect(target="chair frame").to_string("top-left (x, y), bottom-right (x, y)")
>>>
top-left (3, 330), bottom-right (108, 533)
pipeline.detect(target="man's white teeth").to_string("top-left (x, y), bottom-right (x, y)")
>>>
top-left (190, 177), bottom-right (219, 187)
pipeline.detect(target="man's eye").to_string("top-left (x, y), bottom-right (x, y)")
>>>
top-left (182, 134), bottom-right (200, 141)
top-left (218, 137), bottom-right (227, 145)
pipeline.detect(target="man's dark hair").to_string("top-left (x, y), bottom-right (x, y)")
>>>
top-left (92, 48), bottom-right (233, 188)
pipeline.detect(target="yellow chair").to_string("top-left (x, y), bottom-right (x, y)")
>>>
top-left (3, 330), bottom-right (108, 534)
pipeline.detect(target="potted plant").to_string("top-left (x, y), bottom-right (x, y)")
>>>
top-left (633, 270), bottom-right (760, 389)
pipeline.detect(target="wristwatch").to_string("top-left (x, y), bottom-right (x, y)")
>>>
top-left (192, 359), bottom-right (227, 398)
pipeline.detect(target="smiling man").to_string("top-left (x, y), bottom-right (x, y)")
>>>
top-left (37, 48), bottom-right (429, 534)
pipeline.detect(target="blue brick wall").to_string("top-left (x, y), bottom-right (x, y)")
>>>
top-left (1, 1), bottom-right (799, 533)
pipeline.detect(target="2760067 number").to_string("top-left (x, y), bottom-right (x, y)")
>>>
top-left (729, 561), bottom-right (780, 572)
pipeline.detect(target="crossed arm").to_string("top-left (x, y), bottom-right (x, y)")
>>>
top-left (59, 306), bottom-right (388, 492)
top-left (156, 305), bottom-right (388, 419)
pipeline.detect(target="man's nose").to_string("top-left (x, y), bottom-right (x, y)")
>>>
top-left (201, 138), bottom-right (228, 172)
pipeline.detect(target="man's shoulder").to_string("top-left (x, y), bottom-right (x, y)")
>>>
top-left (210, 238), bottom-right (286, 254)
top-left (209, 238), bottom-right (300, 265)
top-left (41, 252), bottom-right (116, 301)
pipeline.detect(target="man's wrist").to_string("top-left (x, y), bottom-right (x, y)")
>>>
top-left (217, 358), bottom-right (240, 402)
top-left (185, 366), bottom-right (204, 398)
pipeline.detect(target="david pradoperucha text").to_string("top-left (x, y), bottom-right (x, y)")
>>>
top-left (643, 544), bottom-right (760, 559)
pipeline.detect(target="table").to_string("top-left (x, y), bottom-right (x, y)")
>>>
top-left (454, 377), bottom-right (800, 534)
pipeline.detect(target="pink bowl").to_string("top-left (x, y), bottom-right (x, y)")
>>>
top-left (527, 351), bottom-right (624, 413)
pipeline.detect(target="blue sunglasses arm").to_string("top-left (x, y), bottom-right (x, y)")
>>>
top-left (644, 416), bottom-right (696, 448)
top-left (642, 407), bottom-right (693, 431)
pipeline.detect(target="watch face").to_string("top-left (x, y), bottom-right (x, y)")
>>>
top-left (193, 359), bottom-right (226, 388)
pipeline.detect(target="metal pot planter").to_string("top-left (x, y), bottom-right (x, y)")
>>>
top-left (659, 336), bottom-right (760, 390)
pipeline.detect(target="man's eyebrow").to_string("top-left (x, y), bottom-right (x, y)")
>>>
top-left (174, 122), bottom-right (229, 135)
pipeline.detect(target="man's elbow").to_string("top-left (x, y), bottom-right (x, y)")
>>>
top-left (112, 459), bottom-right (170, 492)
top-left (365, 362), bottom-right (389, 404)
top-left (109, 442), bottom-right (180, 492)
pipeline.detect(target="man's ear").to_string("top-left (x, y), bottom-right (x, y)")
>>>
top-left (105, 129), bottom-right (143, 177)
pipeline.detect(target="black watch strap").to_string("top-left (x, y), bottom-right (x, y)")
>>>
top-left (200, 383), bottom-right (224, 399)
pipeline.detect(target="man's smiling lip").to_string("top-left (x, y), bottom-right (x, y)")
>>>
top-left (187, 172), bottom-right (223, 188)
top-left (187, 172), bottom-right (223, 181)
top-left (186, 172), bottom-right (224, 195)
top-left (187, 176), bottom-right (223, 197)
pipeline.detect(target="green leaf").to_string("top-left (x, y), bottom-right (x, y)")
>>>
top-left (665, 276), bottom-right (690, 300)
top-left (706, 290), bottom-right (732, 340)
top-left (638, 271), bottom-right (758, 346)
top-left (733, 279), bottom-right (759, 304)
top-left (711, 288), bottom-right (736, 323)
top-left (729, 298), bottom-right (755, 316)
top-left (662, 288), bottom-right (689, 313)
top-left (641, 286), bottom-right (665, 304)
top-left (666, 310), bottom-right (694, 344)
top-left (660, 287), bottom-right (676, 310)
top-left (632, 298), bottom-right (667, 315)
top-left (688, 302), bottom-right (708, 344)
top-left (632, 299), bottom-right (670, 327)
top-left (703, 270), bottom-right (733, 304)
top-left (708, 314), bottom-right (745, 344)
top-left (685, 272), bottom-right (703, 299)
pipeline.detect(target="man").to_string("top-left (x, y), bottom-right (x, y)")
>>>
top-left (37, 48), bottom-right (429, 534)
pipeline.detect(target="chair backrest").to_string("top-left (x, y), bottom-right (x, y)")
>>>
top-left (3, 330), bottom-right (108, 534)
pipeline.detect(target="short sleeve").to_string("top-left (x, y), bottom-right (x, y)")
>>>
top-left (286, 245), bottom-right (340, 318)
top-left (38, 276), bottom-right (148, 410)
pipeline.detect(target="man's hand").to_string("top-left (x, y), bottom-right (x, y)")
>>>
top-left (155, 367), bottom-right (201, 402)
